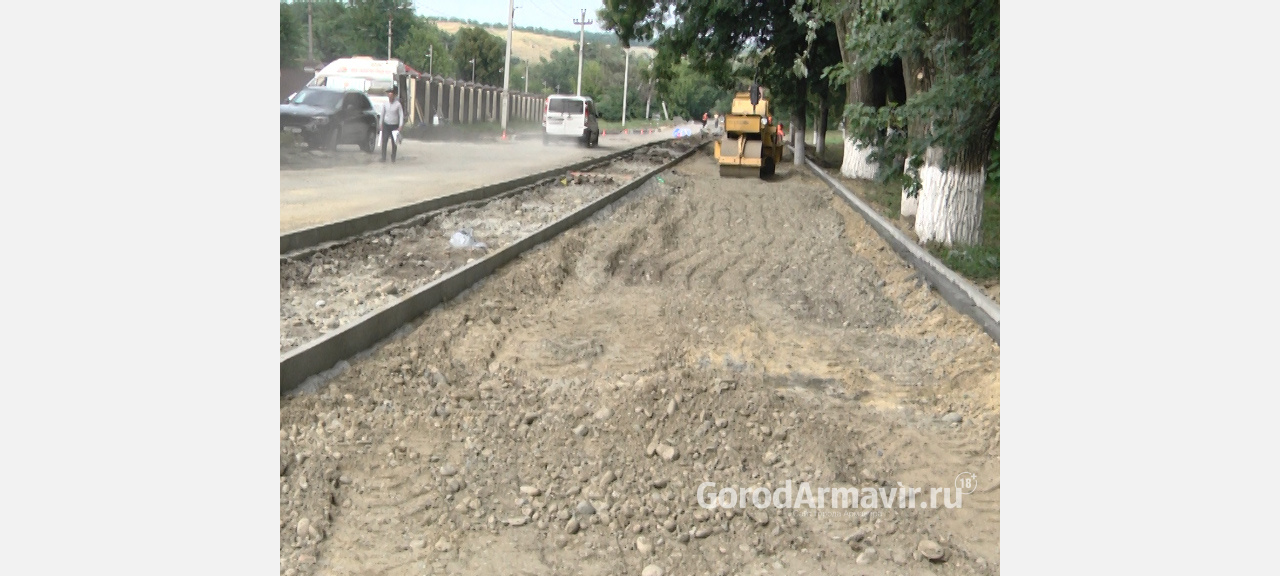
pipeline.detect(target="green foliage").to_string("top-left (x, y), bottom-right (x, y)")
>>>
top-left (527, 44), bottom-right (656, 122)
top-left (394, 19), bottom-right (455, 77)
top-left (280, 2), bottom-right (304, 67)
top-left (452, 26), bottom-right (508, 85)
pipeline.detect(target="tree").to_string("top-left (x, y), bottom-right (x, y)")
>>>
top-left (828, 0), bottom-right (999, 246)
top-left (394, 17), bottom-right (455, 78)
top-left (280, 2), bottom-right (304, 68)
top-left (452, 26), bottom-right (506, 85)
top-left (339, 0), bottom-right (416, 59)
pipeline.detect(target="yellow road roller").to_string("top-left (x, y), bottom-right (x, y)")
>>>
top-left (715, 87), bottom-right (783, 178)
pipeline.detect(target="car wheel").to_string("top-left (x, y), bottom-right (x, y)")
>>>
top-left (590, 130), bottom-right (599, 148)
top-left (326, 127), bottom-right (340, 151)
top-left (360, 127), bottom-right (375, 153)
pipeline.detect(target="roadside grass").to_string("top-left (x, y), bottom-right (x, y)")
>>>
top-left (814, 131), bottom-right (1000, 283)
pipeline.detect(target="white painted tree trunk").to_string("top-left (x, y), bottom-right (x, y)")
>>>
top-left (900, 155), bottom-right (918, 218)
top-left (839, 129), bottom-right (879, 180)
top-left (914, 147), bottom-right (985, 247)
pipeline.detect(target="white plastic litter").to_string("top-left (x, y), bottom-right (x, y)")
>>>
top-left (392, 130), bottom-right (402, 145)
top-left (449, 228), bottom-right (488, 250)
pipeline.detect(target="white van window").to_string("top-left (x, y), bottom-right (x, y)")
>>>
top-left (549, 98), bottom-right (585, 114)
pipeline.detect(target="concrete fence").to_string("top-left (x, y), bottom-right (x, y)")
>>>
top-left (281, 68), bottom-right (546, 127)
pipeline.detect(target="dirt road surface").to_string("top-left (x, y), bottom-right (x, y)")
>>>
top-left (281, 130), bottom-right (674, 234)
top-left (279, 148), bottom-right (1001, 576)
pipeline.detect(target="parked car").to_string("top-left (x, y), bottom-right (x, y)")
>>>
top-left (281, 87), bottom-right (379, 152)
top-left (542, 95), bottom-right (599, 147)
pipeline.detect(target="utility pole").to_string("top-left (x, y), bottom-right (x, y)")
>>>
top-left (387, 15), bottom-right (392, 59)
top-left (573, 9), bottom-right (593, 96)
top-left (307, 0), bottom-right (313, 66)
top-left (524, 65), bottom-right (528, 93)
top-left (621, 47), bottom-right (629, 127)
top-left (427, 45), bottom-right (433, 76)
top-left (501, 0), bottom-right (514, 138)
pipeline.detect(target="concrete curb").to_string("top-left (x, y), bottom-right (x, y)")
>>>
top-left (281, 139), bottom-right (675, 255)
top-left (280, 140), bottom-right (710, 393)
top-left (796, 149), bottom-right (1000, 344)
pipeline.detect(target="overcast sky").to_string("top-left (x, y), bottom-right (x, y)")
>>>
top-left (414, 0), bottom-right (609, 34)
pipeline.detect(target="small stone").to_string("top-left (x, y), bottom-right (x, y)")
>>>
top-left (315, 300), bottom-right (326, 308)
top-left (918, 539), bottom-right (944, 560)
top-left (506, 517), bottom-right (528, 527)
top-left (295, 517), bottom-right (310, 538)
top-left (762, 451), bottom-right (779, 465)
top-left (748, 510), bottom-right (769, 526)
top-left (595, 407), bottom-right (613, 420)
top-left (573, 424), bottom-right (589, 437)
top-left (891, 549), bottom-right (906, 563)
top-left (715, 418), bottom-right (728, 428)
top-left (676, 532), bottom-right (690, 543)
top-left (434, 538), bottom-right (452, 552)
top-left (576, 500), bottom-right (596, 517)
top-left (641, 565), bottom-right (664, 576)
top-left (694, 527), bottom-right (714, 539)
top-left (656, 444), bottom-right (678, 461)
top-left (636, 535), bottom-right (654, 554)
top-left (856, 548), bottom-right (876, 565)
top-left (663, 519), bottom-right (676, 532)
top-left (409, 539), bottom-right (425, 549)
top-left (572, 406), bottom-right (589, 418)
top-left (565, 518), bottom-right (581, 534)
top-left (439, 464), bottom-right (458, 477)
top-left (520, 485), bottom-right (542, 497)
top-left (651, 478), bottom-right (668, 489)
top-left (601, 470), bottom-right (617, 485)
top-left (297, 554), bottom-right (316, 565)
top-left (942, 412), bottom-right (962, 424)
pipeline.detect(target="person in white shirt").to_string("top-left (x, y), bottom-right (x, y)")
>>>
top-left (380, 85), bottom-right (405, 162)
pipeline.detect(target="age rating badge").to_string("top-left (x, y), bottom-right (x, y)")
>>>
top-left (955, 472), bottom-right (978, 495)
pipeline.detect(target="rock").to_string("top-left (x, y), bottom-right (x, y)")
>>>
top-left (942, 412), bottom-right (962, 424)
top-left (315, 300), bottom-right (326, 308)
top-left (676, 532), bottom-right (690, 543)
top-left (695, 421), bottom-right (713, 437)
top-left (506, 517), bottom-right (528, 527)
top-left (576, 500), bottom-right (596, 517)
top-left (656, 444), bottom-right (679, 461)
top-left (652, 478), bottom-right (668, 489)
top-left (565, 518), bottom-right (581, 534)
top-left (595, 407), bottom-right (613, 420)
top-left (439, 464), bottom-right (458, 477)
top-left (573, 406), bottom-right (589, 418)
top-left (520, 485), bottom-right (542, 497)
top-left (748, 510), bottom-right (769, 526)
top-left (918, 539), bottom-right (944, 561)
top-left (297, 554), bottom-right (316, 565)
top-left (378, 282), bottom-right (398, 295)
top-left (636, 535), bottom-right (654, 554)
top-left (663, 519), bottom-right (677, 532)
top-left (715, 418), bottom-right (728, 428)
top-left (601, 470), bottom-right (617, 485)
top-left (762, 451), bottom-right (779, 465)
top-left (856, 548), bottom-right (876, 565)
top-left (694, 526), bottom-right (714, 539)
top-left (573, 424), bottom-right (589, 437)
top-left (409, 539), bottom-right (425, 549)
top-left (891, 549), bottom-right (907, 564)
top-left (434, 538), bottom-right (452, 552)
top-left (295, 517), bottom-right (310, 538)
top-left (641, 565), bottom-right (664, 576)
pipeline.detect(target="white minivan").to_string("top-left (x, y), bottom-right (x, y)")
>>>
top-left (543, 95), bottom-right (600, 147)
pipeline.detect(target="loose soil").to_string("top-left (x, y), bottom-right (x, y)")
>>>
top-left (279, 148), bottom-right (1000, 576)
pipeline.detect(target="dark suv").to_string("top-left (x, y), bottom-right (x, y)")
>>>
top-left (281, 87), bottom-right (379, 152)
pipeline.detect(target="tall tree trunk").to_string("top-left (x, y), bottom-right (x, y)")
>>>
top-left (899, 51), bottom-right (931, 219)
top-left (834, 10), bottom-right (879, 180)
top-left (792, 79), bottom-right (808, 166)
top-left (839, 67), bottom-right (878, 179)
top-left (815, 91), bottom-right (829, 159)
top-left (914, 138), bottom-right (989, 246)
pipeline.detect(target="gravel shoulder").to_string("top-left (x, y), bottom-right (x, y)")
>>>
top-left (279, 148), bottom-right (1000, 576)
